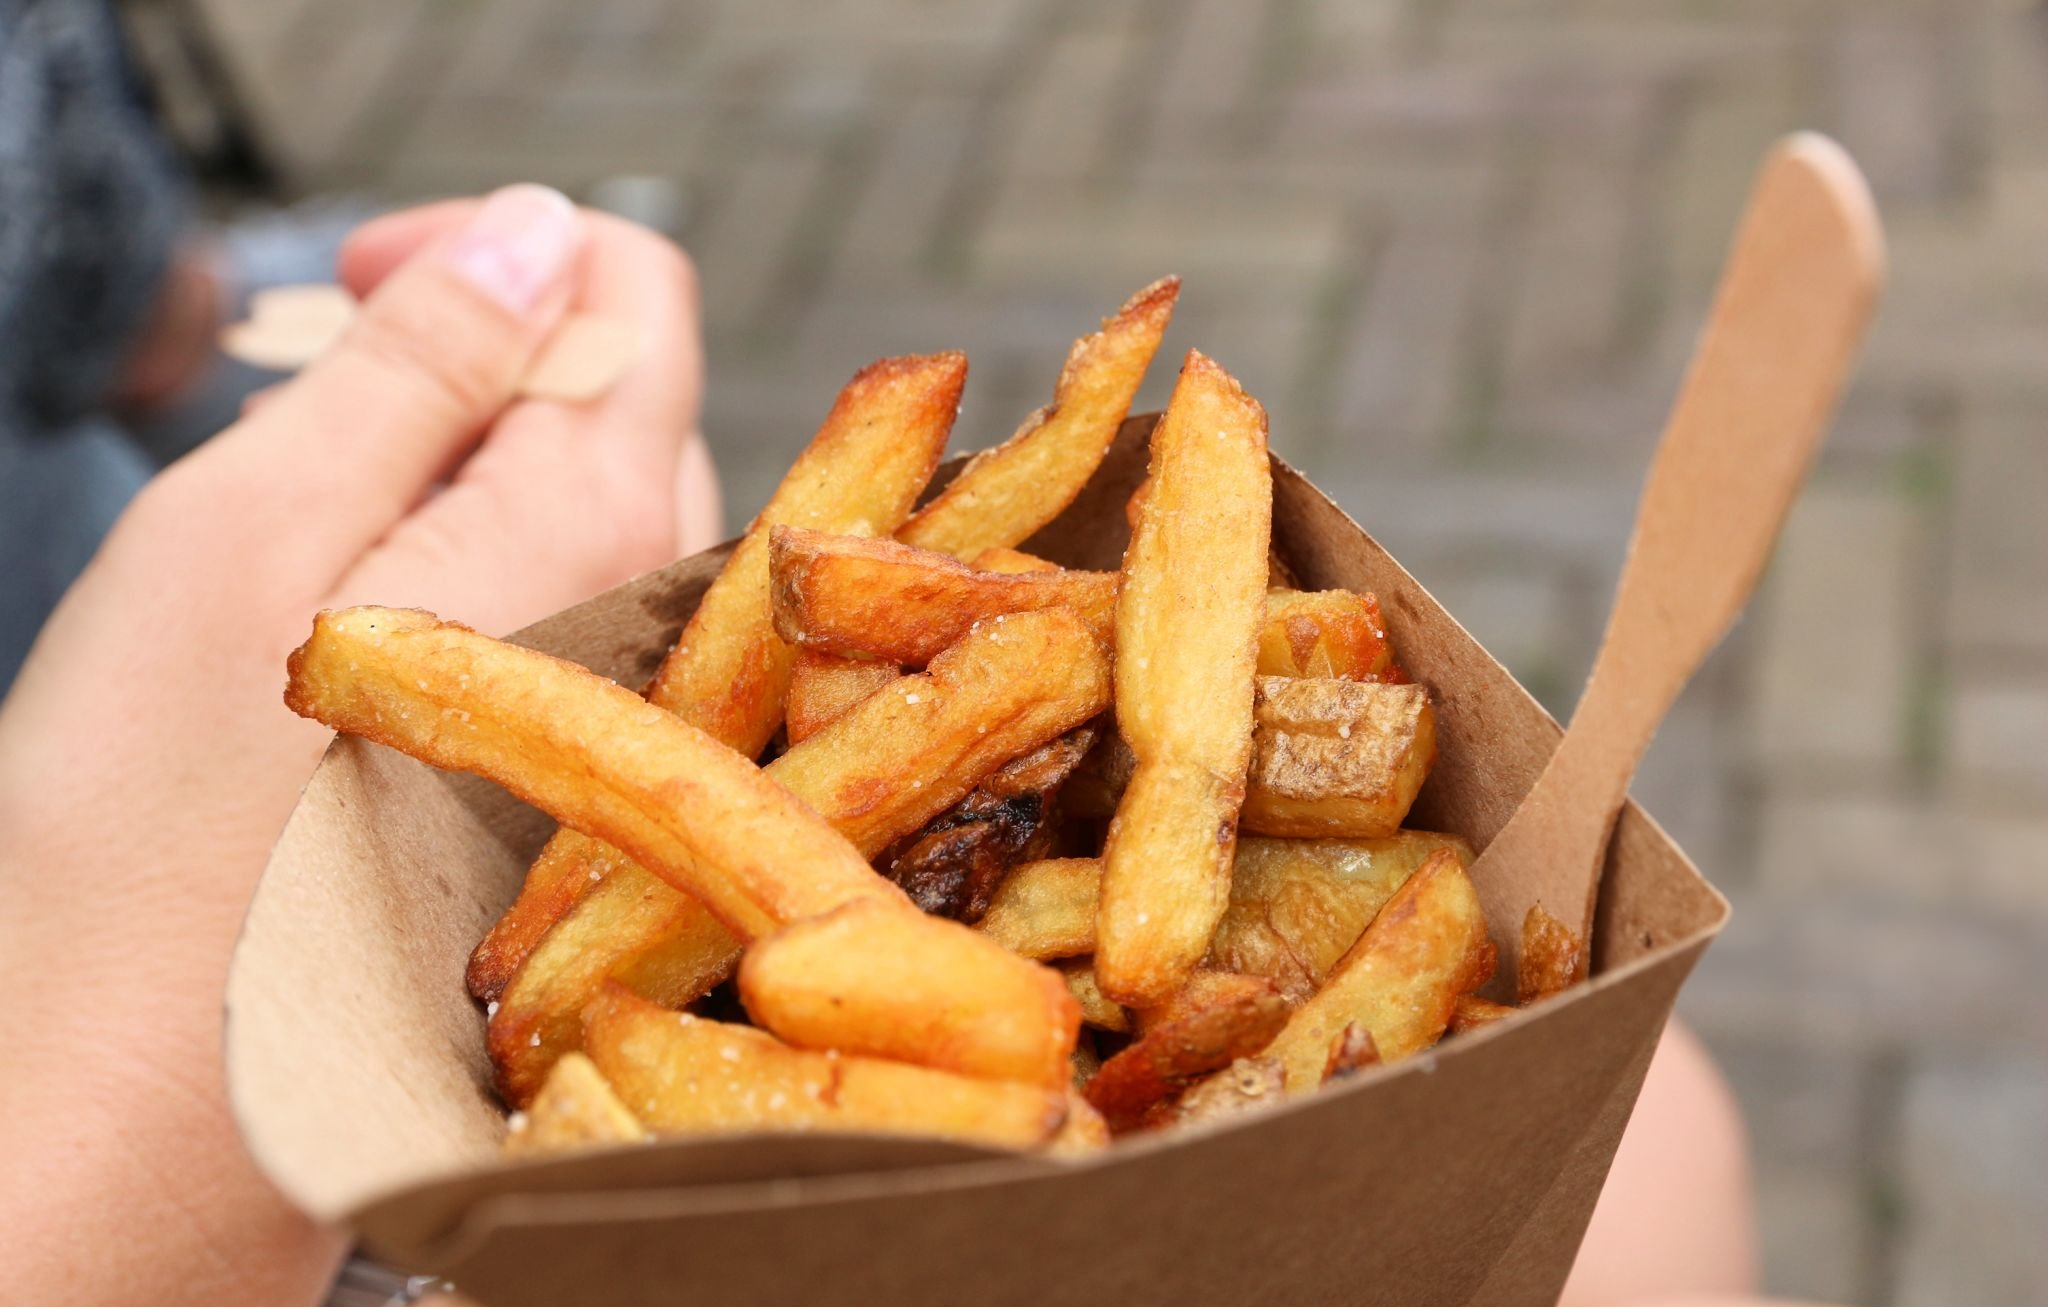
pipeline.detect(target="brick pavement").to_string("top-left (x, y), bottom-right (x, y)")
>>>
top-left (192, 1), bottom-right (2048, 1301)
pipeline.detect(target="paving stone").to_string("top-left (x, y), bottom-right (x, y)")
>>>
top-left (1746, 485), bottom-right (1921, 786)
top-left (1895, 1057), bottom-right (2048, 1307)
top-left (1949, 395), bottom-right (2048, 658)
top-left (1947, 677), bottom-right (2048, 807)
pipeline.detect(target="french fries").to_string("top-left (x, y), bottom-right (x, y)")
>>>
top-left (886, 728), bottom-right (1095, 920)
top-left (1260, 848), bottom-right (1497, 1093)
top-left (1321, 1022), bottom-right (1381, 1083)
top-left (468, 353), bottom-right (965, 1001)
top-left (766, 608), bottom-right (1112, 858)
top-left (285, 608), bottom-right (899, 941)
top-left (1083, 971), bottom-right (1289, 1132)
top-left (770, 526), bottom-right (1118, 665)
top-left (503, 1052), bottom-right (648, 1157)
top-left (1171, 1056), bottom-right (1288, 1129)
top-left (486, 609), bottom-right (1106, 1101)
top-left (648, 352), bottom-right (966, 751)
top-left (741, 898), bottom-right (1080, 1089)
top-left (976, 830), bottom-right (1477, 1005)
top-left (1239, 677), bottom-right (1437, 838)
top-left (1518, 904), bottom-right (1587, 1005)
top-left (1258, 590), bottom-right (1400, 681)
top-left (978, 858), bottom-right (1103, 959)
top-left (293, 293), bottom-right (1607, 1164)
top-left (898, 277), bottom-right (1178, 557)
top-left (784, 650), bottom-right (899, 744)
top-left (1449, 995), bottom-right (1517, 1035)
top-left (1058, 960), bottom-right (1129, 1033)
top-left (584, 987), bottom-right (1066, 1151)
top-left (287, 608), bottom-right (1083, 1095)
top-left (1097, 351), bottom-right (1273, 1008)
top-left (1211, 831), bottom-right (1476, 1002)
top-left (489, 865), bottom-right (744, 1104)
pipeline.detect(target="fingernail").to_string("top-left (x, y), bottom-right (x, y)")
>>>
top-left (444, 184), bottom-right (582, 313)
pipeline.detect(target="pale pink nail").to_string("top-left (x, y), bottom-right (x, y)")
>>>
top-left (444, 184), bottom-right (582, 313)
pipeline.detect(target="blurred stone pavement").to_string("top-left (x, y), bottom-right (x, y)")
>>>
top-left (189, 1), bottom-right (2048, 1301)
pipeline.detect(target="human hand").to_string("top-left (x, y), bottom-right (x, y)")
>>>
top-left (0, 184), bottom-right (717, 1305)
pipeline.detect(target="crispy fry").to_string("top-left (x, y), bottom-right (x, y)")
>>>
top-left (766, 608), bottom-right (1112, 858)
top-left (1170, 1056), bottom-right (1288, 1129)
top-left (1051, 1091), bottom-right (1111, 1154)
top-left (583, 987), bottom-right (1065, 1150)
top-left (972, 547), bottom-right (1061, 574)
top-left (899, 277), bottom-right (1178, 557)
top-left (467, 828), bottom-right (621, 1004)
top-left (1449, 995), bottom-right (1518, 1035)
top-left (503, 1052), bottom-right (648, 1157)
top-left (489, 864), bottom-right (743, 1105)
top-left (886, 728), bottom-right (1095, 920)
top-left (1261, 848), bottom-right (1496, 1092)
top-left (1257, 590), bottom-right (1398, 681)
top-left (491, 611), bottom-right (1106, 1102)
top-left (770, 526), bottom-right (1117, 665)
top-left (1210, 830), bottom-right (1477, 1003)
top-left (1239, 677), bottom-right (1437, 838)
top-left (285, 608), bottom-right (900, 941)
top-left (1518, 903), bottom-right (1587, 1004)
top-left (648, 352), bottom-right (964, 751)
top-left (289, 608), bottom-right (1092, 1096)
top-left (468, 354), bottom-right (964, 1001)
top-left (1083, 972), bottom-right (1288, 1132)
top-left (1058, 959), bottom-right (1129, 1033)
top-left (741, 898), bottom-right (1079, 1090)
top-left (978, 857), bottom-right (1103, 960)
top-left (1321, 1022), bottom-right (1381, 1083)
top-left (1097, 351), bottom-right (1272, 1007)
top-left (785, 650), bottom-right (900, 745)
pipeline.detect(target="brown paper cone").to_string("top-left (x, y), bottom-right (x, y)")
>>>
top-left (226, 417), bottom-right (1726, 1306)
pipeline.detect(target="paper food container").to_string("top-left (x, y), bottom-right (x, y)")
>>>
top-left (226, 416), bottom-right (1728, 1307)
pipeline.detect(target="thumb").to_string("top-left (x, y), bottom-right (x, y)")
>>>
top-left (195, 185), bottom-right (584, 590)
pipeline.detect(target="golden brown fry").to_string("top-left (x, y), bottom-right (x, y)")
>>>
top-left (503, 1052), bottom-right (648, 1158)
top-left (1210, 830), bottom-right (1476, 1003)
top-left (899, 277), bottom-right (1178, 557)
top-left (1239, 677), bottom-right (1437, 838)
top-left (1449, 995), bottom-right (1518, 1035)
top-left (1170, 1056), bottom-right (1287, 1129)
top-left (972, 547), bottom-right (1062, 574)
top-left (1050, 1091), bottom-right (1111, 1154)
top-left (1258, 590), bottom-right (1399, 681)
top-left (1058, 959), bottom-right (1129, 1033)
top-left (885, 728), bottom-right (1094, 920)
top-left (1085, 972), bottom-right (1289, 1132)
top-left (289, 608), bottom-right (1089, 1095)
top-left (488, 865), bottom-right (743, 1105)
top-left (483, 611), bottom-right (1105, 1101)
top-left (1261, 848), bottom-right (1497, 1093)
top-left (741, 898), bottom-right (1079, 1090)
top-left (469, 354), bottom-right (964, 1000)
top-left (1518, 903), bottom-right (1587, 1005)
top-left (977, 857), bottom-right (1103, 960)
top-left (767, 608), bottom-right (1113, 858)
top-left (770, 526), bottom-right (1117, 665)
top-left (467, 828), bottom-right (619, 1004)
top-left (1098, 351), bottom-right (1272, 1008)
top-left (285, 608), bottom-right (901, 941)
top-left (583, 987), bottom-right (1065, 1151)
top-left (784, 650), bottom-right (899, 745)
top-left (647, 352), bottom-right (965, 752)
top-left (1321, 1022), bottom-right (1381, 1083)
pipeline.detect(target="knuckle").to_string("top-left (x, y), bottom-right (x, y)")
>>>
top-left (343, 287), bottom-right (517, 421)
